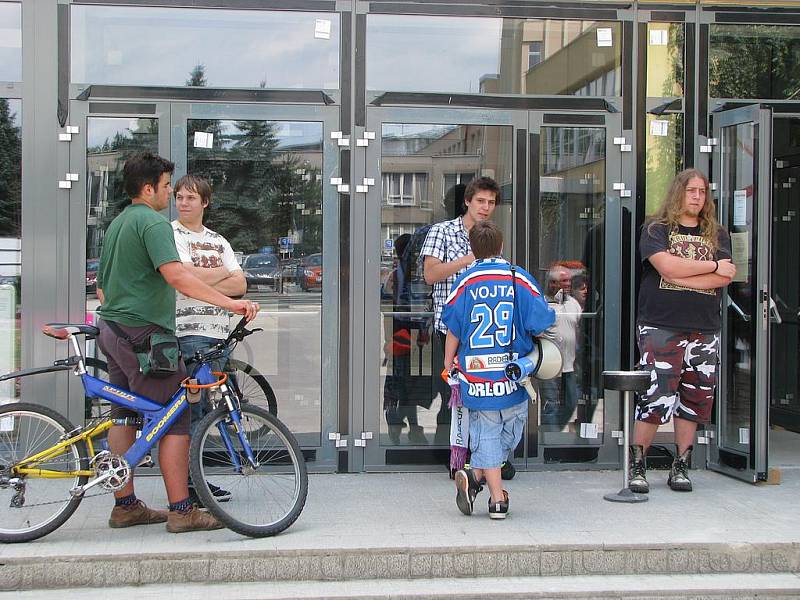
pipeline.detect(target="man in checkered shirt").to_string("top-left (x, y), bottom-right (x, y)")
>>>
top-left (421, 176), bottom-right (501, 447)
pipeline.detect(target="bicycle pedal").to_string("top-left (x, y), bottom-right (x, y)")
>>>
top-left (137, 455), bottom-right (155, 468)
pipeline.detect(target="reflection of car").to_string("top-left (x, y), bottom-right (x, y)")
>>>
top-left (86, 259), bottom-right (100, 293)
top-left (243, 253), bottom-right (282, 292)
top-left (297, 253), bottom-right (322, 291)
top-left (280, 258), bottom-right (301, 284)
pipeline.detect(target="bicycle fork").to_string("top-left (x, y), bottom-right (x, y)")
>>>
top-left (216, 385), bottom-right (259, 473)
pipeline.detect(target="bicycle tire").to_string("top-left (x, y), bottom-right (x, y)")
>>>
top-left (189, 404), bottom-right (308, 538)
top-left (226, 359), bottom-right (278, 416)
top-left (0, 402), bottom-right (89, 543)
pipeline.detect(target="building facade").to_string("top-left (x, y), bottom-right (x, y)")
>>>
top-left (2, 0), bottom-right (798, 481)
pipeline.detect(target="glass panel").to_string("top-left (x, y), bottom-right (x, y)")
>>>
top-left (367, 16), bottom-right (622, 96)
top-left (645, 113), bottom-right (684, 214)
top-left (378, 123), bottom-right (513, 448)
top-left (187, 119), bottom-right (324, 444)
top-left (72, 6), bottom-right (339, 89)
top-left (0, 98), bottom-right (21, 407)
top-left (85, 117), bottom-right (159, 418)
top-left (0, 3), bottom-right (22, 82)
top-left (710, 25), bottom-right (800, 100)
top-left (769, 124), bottom-right (800, 460)
top-left (538, 126), bottom-right (606, 444)
top-left (646, 23), bottom-right (684, 98)
top-left (720, 122), bottom-right (757, 455)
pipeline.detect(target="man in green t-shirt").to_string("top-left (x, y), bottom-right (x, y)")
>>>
top-left (96, 152), bottom-right (258, 534)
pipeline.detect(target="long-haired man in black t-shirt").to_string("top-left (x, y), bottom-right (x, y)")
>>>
top-left (631, 169), bottom-right (736, 493)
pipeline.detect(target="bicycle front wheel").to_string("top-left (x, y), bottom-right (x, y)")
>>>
top-left (0, 402), bottom-right (89, 543)
top-left (189, 404), bottom-right (308, 538)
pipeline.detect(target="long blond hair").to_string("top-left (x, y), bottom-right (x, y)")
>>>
top-left (647, 168), bottom-right (720, 252)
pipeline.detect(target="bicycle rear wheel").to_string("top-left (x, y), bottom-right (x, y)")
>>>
top-left (0, 402), bottom-right (89, 543)
top-left (226, 359), bottom-right (278, 416)
top-left (189, 404), bottom-right (307, 538)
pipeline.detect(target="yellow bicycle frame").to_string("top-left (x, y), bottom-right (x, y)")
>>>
top-left (12, 420), bottom-right (113, 479)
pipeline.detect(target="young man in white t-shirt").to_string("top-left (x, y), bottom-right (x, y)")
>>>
top-left (172, 174), bottom-right (247, 503)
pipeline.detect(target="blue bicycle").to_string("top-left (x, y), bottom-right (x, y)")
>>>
top-left (0, 317), bottom-right (308, 542)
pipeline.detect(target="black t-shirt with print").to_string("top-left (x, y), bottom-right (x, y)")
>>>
top-left (637, 222), bottom-right (732, 333)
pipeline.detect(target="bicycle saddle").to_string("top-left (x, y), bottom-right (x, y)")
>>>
top-left (42, 323), bottom-right (100, 339)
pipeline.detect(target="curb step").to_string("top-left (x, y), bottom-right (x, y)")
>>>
top-left (2, 543), bottom-right (800, 592)
top-left (9, 573), bottom-right (800, 599)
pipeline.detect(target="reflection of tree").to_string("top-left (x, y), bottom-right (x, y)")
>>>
top-left (186, 64), bottom-right (208, 87)
top-left (710, 26), bottom-right (800, 98)
top-left (0, 99), bottom-right (21, 238)
top-left (188, 119), bottom-right (323, 256)
top-left (86, 119), bottom-right (158, 259)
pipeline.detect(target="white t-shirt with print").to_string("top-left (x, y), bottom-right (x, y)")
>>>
top-left (172, 220), bottom-right (242, 340)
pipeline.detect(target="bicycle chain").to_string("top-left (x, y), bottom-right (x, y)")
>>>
top-left (11, 487), bottom-right (115, 509)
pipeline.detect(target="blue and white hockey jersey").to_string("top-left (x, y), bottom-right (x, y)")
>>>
top-left (441, 258), bottom-right (555, 410)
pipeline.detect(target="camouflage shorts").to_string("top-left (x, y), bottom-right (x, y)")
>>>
top-left (635, 325), bottom-right (719, 425)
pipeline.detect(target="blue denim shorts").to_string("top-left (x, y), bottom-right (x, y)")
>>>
top-left (468, 401), bottom-right (528, 469)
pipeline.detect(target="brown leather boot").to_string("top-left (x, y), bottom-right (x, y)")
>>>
top-left (109, 500), bottom-right (168, 528)
top-left (166, 504), bottom-right (225, 533)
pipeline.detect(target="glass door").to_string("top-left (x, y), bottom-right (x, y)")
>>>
top-left (69, 100), bottom-right (340, 470)
top-left (710, 104), bottom-right (772, 482)
top-left (361, 107), bottom-right (623, 471)
top-left (529, 112), bottom-right (622, 464)
top-left (171, 103), bottom-right (340, 470)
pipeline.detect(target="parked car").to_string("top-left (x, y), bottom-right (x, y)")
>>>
top-left (297, 253), bottom-right (322, 291)
top-left (242, 253), bottom-right (282, 293)
top-left (86, 259), bottom-right (100, 293)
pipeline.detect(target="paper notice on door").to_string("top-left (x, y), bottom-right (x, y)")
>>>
top-left (730, 232), bottom-right (749, 282)
top-left (733, 189), bottom-right (748, 227)
top-left (193, 132), bottom-right (213, 149)
top-left (580, 422), bottom-right (599, 439)
top-left (650, 120), bottom-right (670, 137)
top-left (314, 19), bottom-right (331, 40)
top-left (596, 28), bottom-right (613, 47)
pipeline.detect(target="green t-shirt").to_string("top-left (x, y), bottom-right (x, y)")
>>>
top-left (97, 203), bottom-right (180, 332)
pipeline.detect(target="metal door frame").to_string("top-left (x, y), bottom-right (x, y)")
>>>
top-left (709, 103), bottom-right (772, 482)
top-left (359, 106), bottom-right (625, 471)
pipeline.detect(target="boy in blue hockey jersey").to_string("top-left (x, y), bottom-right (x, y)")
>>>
top-left (442, 221), bottom-right (555, 519)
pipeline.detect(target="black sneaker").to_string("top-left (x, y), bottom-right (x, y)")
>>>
top-left (207, 481), bottom-right (232, 502)
top-left (500, 461), bottom-right (516, 480)
top-left (488, 490), bottom-right (509, 520)
top-left (454, 468), bottom-right (483, 516)
top-left (668, 447), bottom-right (693, 492)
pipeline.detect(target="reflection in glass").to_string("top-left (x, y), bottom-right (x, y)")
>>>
top-left (188, 119), bottom-right (324, 443)
top-left (538, 127), bottom-right (605, 444)
top-left (72, 6), bottom-right (340, 89)
top-left (367, 15), bottom-right (621, 96)
top-left (0, 98), bottom-right (21, 405)
top-left (646, 23), bottom-right (684, 98)
top-left (721, 122), bottom-right (756, 453)
top-left (0, 3), bottom-right (21, 82)
top-left (379, 124), bottom-right (513, 447)
top-left (84, 117), bottom-right (159, 419)
top-left (710, 25), bottom-right (800, 100)
top-left (645, 113), bottom-right (683, 215)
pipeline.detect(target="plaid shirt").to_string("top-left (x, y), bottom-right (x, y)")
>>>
top-left (420, 217), bottom-right (471, 333)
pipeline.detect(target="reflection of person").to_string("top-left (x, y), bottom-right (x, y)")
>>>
top-left (631, 169), bottom-right (735, 494)
top-left (421, 177), bottom-right (500, 455)
top-left (96, 152), bottom-right (257, 533)
top-left (383, 233), bottom-right (427, 444)
top-left (540, 264), bottom-right (583, 431)
top-left (172, 175), bottom-right (246, 504)
top-left (443, 221), bottom-right (554, 518)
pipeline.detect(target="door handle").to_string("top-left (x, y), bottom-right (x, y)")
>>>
top-left (769, 297), bottom-right (782, 324)
top-left (727, 297), bottom-right (750, 322)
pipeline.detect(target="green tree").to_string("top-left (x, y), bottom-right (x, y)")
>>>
top-left (0, 99), bottom-right (22, 238)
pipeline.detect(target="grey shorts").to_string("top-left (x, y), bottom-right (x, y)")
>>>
top-left (468, 401), bottom-right (527, 469)
top-left (97, 321), bottom-right (190, 435)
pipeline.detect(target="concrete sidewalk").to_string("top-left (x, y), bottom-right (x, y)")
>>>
top-left (1, 468), bottom-right (799, 591)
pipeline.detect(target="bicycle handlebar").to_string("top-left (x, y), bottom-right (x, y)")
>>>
top-left (188, 316), bottom-right (262, 366)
